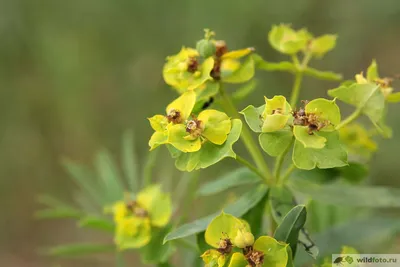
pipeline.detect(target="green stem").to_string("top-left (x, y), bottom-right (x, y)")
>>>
top-left (289, 71), bottom-right (304, 108)
top-left (280, 163), bottom-right (296, 184)
top-left (236, 155), bottom-right (267, 183)
top-left (274, 137), bottom-right (295, 182)
top-left (219, 85), bottom-right (272, 182)
top-left (335, 108), bottom-right (362, 130)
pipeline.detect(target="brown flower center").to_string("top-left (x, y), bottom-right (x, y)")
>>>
top-left (126, 201), bottom-right (148, 218)
top-left (187, 57), bottom-right (199, 73)
top-left (167, 109), bottom-right (183, 124)
top-left (292, 101), bottom-right (330, 135)
top-left (217, 238), bottom-right (233, 255)
top-left (186, 119), bottom-right (203, 138)
top-left (245, 247), bottom-right (265, 267)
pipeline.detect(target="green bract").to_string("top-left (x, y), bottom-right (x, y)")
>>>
top-left (106, 185), bottom-right (172, 250)
top-left (293, 98), bottom-right (341, 149)
top-left (148, 91), bottom-right (233, 153)
top-left (306, 34), bottom-right (337, 58)
top-left (201, 213), bottom-right (288, 267)
top-left (268, 24), bottom-right (311, 54)
top-left (219, 47), bottom-right (256, 84)
top-left (163, 47), bottom-right (214, 93)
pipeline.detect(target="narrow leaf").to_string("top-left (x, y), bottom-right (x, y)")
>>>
top-left (232, 80), bottom-right (257, 101)
top-left (304, 67), bottom-right (342, 81)
top-left (35, 208), bottom-right (82, 219)
top-left (95, 149), bottom-right (124, 203)
top-left (242, 190), bottom-right (269, 237)
top-left (78, 216), bottom-right (115, 232)
top-left (197, 167), bottom-right (261, 196)
top-left (288, 177), bottom-right (400, 207)
top-left (274, 205), bottom-right (307, 257)
top-left (122, 129), bottom-right (139, 193)
top-left (163, 185), bottom-right (268, 243)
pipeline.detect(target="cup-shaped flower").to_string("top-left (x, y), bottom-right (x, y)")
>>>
top-left (148, 91), bottom-right (196, 151)
top-left (292, 98), bottom-right (341, 149)
top-left (106, 185), bottom-right (172, 250)
top-left (261, 95), bottom-right (292, 132)
top-left (201, 212), bottom-right (250, 266)
top-left (227, 236), bottom-right (288, 267)
top-left (163, 47), bottom-right (214, 93)
top-left (268, 24), bottom-right (312, 55)
top-left (355, 60), bottom-right (396, 99)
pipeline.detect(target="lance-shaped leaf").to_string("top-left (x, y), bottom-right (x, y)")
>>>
top-left (303, 67), bottom-right (342, 81)
top-left (174, 119), bottom-right (242, 171)
top-left (328, 83), bottom-right (385, 123)
top-left (163, 185), bottom-right (268, 243)
top-left (274, 205), bottom-right (307, 257)
top-left (292, 131), bottom-right (348, 170)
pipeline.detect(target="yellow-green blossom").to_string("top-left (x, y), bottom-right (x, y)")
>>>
top-left (106, 185), bottom-right (172, 250)
top-left (339, 123), bottom-right (377, 160)
top-left (261, 95), bottom-right (292, 132)
top-left (201, 212), bottom-right (288, 267)
top-left (148, 91), bottom-right (232, 153)
top-left (163, 47), bottom-right (214, 93)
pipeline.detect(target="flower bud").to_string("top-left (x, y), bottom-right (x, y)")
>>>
top-left (196, 39), bottom-right (216, 58)
top-left (234, 229), bottom-right (254, 248)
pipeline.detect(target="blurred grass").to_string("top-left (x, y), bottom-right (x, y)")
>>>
top-left (1, 0), bottom-right (400, 266)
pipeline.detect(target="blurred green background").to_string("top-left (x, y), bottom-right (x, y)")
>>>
top-left (1, 0), bottom-right (400, 266)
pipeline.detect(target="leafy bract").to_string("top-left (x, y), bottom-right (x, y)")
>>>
top-left (259, 130), bottom-right (293, 157)
top-left (292, 131), bottom-right (348, 170)
top-left (174, 119), bottom-right (242, 171)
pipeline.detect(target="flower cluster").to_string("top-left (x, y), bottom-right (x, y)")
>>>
top-left (106, 185), bottom-right (171, 250)
top-left (201, 212), bottom-right (288, 267)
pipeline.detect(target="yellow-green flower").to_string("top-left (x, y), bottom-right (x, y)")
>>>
top-left (201, 212), bottom-right (288, 267)
top-left (268, 24), bottom-right (312, 55)
top-left (107, 185), bottom-right (172, 250)
top-left (261, 95), bottom-right (292, 132)
top-left (339, 123), bottom-right (377, 160)
top-left (355, 60), bottom-right (396, 99)
top-left (148, 91), bottom-right (232, 153)
top-left (163, 47), bottom-right (214, 93)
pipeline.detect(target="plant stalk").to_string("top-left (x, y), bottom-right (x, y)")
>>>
top-left (335, 108), bottom-right (362, 130)
top-left (219, 85), bottom-right (272, 183)
top-left (274, 137), bottom-right (295, 182)
top-left (236, 155), bottom-right (268, 183)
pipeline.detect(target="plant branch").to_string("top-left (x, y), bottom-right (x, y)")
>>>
top-left (289, 71), bottom-right (304, 108)
top-left (335, 108), bottom-right (362, 130)
top-left (274, 137), bottom-right (295, 182)
top-left (235, 155), bottom-right (267, 183)
top-left (280, 163), bottom-right (296, 184)
top-left (219, 84), bottom-right (272, 182)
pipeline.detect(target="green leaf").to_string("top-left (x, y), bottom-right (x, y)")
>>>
top-left (222, 56), bottom-right (255, 84)
top-left (253, 54), bottom-right (296, 73)
top-left (62, 160), bottom-right (104, 206)
top-left (36, 195), bottom-right (72, 208)
top-left (197, 167), bottom-right (261, 196)
top-left (240, 104), bottom-right (264, 133)
top-left (95, 149), bottom-right (124, 203)
top-left (268, 24), bottom-right (310, 54)
top-left (122, 129), bottom-right (139, 193)
top-left (288, 177), bottom-right (400, 207)
top-left (174, 119), bottom-right (242, 171)
top-left (45, 243), bottom-right (115, 257)
top-left (242, 190), bottom-right (269, 237)
top-left (140, 225), bottom-right (176, 264)
top-left (78, 216), bottom-right (115, 232)
top-left (269, 187), bottom-right (319, 259)
top-left (35, 208), bottom-right (82, 219)
top-left (259, 130), bottom-right (293, 157)
top-left (328, 83), bottom-right (385, 123)
top-left (163, 185), bottom-right (268, 243)
top-left (232, 79), bottom-right (257, 101)
top-left (295, 217), bottom-right (400, 266)
top-left (386, 92), bottom-right (400, 103)
top-left (303, 68), bottom-right (342, 81)
top-left (286, 246), bottom-right (295, 267)
top-left (274, 205), bottom-right (307, 257)
top-left (292, 131), bottom-right (348, 170)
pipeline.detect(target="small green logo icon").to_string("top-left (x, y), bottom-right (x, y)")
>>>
top-left (345, 256), bottom-right (354, 264)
